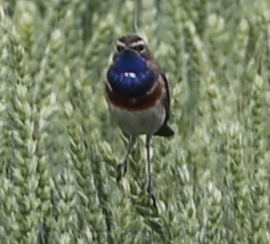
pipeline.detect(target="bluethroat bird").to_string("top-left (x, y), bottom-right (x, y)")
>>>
top-left (105, 34), bottom-right (174, 205)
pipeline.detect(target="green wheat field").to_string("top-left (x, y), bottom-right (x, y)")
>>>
top-left (1, 0), bottom-right (270, 243)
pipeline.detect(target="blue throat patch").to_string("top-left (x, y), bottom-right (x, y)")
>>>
top-left (107, 52), bottom-right (155, 98)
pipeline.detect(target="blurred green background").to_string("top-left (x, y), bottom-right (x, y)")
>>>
top-left (0, 0), bottom-right (270, 243)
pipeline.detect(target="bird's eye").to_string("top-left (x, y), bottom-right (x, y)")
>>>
top-left (133, 44), bottom-right (145, 52)
top-left (116, 45), bottom-right (125, 53)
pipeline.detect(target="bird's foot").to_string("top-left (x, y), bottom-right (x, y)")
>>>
top-left (146, 183), bottom-right (157, 208)
top-left (116, 160), bottom-right (128, 182)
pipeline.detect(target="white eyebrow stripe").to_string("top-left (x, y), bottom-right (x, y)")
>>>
top-left (130, 40), bottom-right (145, 47)
top-left (116, 41), bottom-right (126, 47)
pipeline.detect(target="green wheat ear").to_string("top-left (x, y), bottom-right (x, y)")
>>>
top-left (0, 0), bottom-right (270, 243)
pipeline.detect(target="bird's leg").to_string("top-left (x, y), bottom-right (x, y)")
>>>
top-left (117, 135), bottom-right (136, 182)
top-left (146, 135), bottom-right (156, 207)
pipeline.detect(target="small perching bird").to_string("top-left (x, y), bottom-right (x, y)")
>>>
top-left (105, 34), bottom-right (174, 205)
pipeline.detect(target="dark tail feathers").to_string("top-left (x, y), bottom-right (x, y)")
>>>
top-left (154, 123), bottom-right (174, 137)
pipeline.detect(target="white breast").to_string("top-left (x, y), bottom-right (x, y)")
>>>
top-left (108, 101), bottom-right (166, 136)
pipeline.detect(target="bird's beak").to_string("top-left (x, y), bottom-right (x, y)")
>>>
top-left (123, 48), bottom-right (137, 54)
